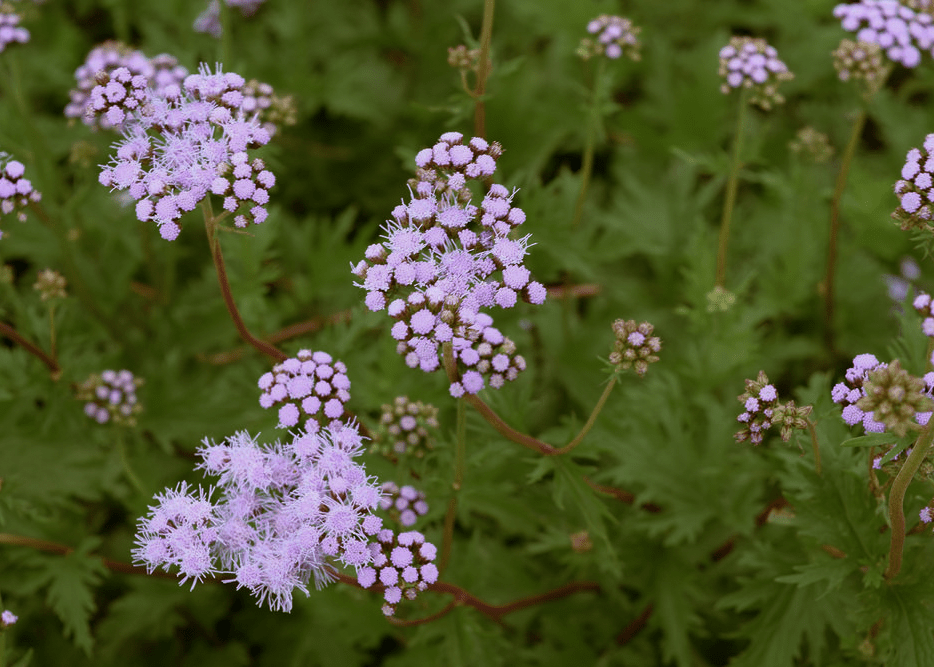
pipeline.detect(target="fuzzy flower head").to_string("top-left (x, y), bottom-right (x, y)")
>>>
top-left (76, 369), bottom-right (143, 426)
top-left (789, 126), bottom-right (835, 164)
top-left (378, 482), bottom-right (429, 527)
top-left (258, 350), bottom-right (350, 432)
top-left (0, 610), bottom-right (17, 628)
top-left (97, 63), bottom-right (276, 240)
top-left (609, 319), bottom-right (661, 376)
top-left (352, 132), bottom-right (544, 395)
top-left (578, 15), bottom-right (642, 61)
top-left (734, 371), bottom-right (812, 445)
top-left (372, 396), bottom-right (439, 459)
top-left (834, 0), bottom-right (934, 68)
top-left (0, 152), bottom-right (41, 235)
top-left (892, 135), bottom-right (934, 231)
top-left (355, 529), bottom-right (438, 616)
top-left (856, 359), bottom-right (934, 436)
top-left (833, 38), bottom-right (889, 94)
top-left (134, 423), bottom-right (383, 612)
top-left (718, 36), bottom-right (794, 110)
top-left (0, 6), bottom-right (29, 53)
top-left (913, 291), bottom-right (934, 336)
top-left (33, 268), bottom-right (67, 302)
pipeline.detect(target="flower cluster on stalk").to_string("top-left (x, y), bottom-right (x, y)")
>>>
top-left (577, 15), bottom-right (641, 61)
top-left (372, 395), bottom-right (439, 458)
top-left (0, 5), bottom-right (29, 53)
top-left (609, 319), bottom-right (661, 377)
top-left (718, 36), bottom-right (794, 110)
top-left (0, 152), bottom-right (40, 237)
top-left (735, 371), bottom-right (812, 445)
top-left (893, 134), bottom-right (934, 231)
top-left (379, 482), bottom-right (429, 527)
top-left (832, 38), bottom-right (888, 94)
top-left (76, 369), bottom-right (143, 426)
top-left (352, 132), bottom-right (545, 396)
top-left (258, 350), bottom-right (351, 431)
top-left (356, 529), bottom-right (439, 617)
top-left (834, 0), bottom-right (934, 68)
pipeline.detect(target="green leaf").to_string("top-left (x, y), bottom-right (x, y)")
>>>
top-left (40, 541), bottom-right (106, 655)
top-left (840, 433), bottom-right (900, 448)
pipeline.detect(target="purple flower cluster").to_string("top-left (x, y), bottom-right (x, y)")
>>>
top-left (352, 132), bottom-right (544, 396)
top-left (831, 354), bottom-right (934, 431)
top-left (258, 350), bottom-right (351, 431)
top-left (374, 395), bottom-right (439, 457)
top-left (893, 134), bottom-right (934, 231)
top-left (97, 63), bottom-right (276, 240)
top-left (913, 291), bottom-right (934, 335)
top-left (65, 42), bottom-right (188, 130)
top-left (0, 153), bottom-right (40, 237)
top-left (356, 529), bottom-right (439, 616)
top-left (379, 482), bottom-right (429, 527)
top-left (834, 0), bottom-right (934, 67)
top-left (718, 37), bottom-right (794, 109)
top-left (133, 423), bottom-right (383, 612)
top-left (194, 0), bottom-right (267, 38)
top-left (578, 15), bottom-right (642, 61)
top-left (0, 609), bottom-right (16, 627)
top-left (0, 8), bottom-right (29, 53)
top-left (76, 369), bottom-right (142, 426)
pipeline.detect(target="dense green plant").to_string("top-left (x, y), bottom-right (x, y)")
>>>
top-left (3, 0), bottom-right (934, 665)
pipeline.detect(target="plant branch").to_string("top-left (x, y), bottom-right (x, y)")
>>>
top-left (715, 90), bottom-right (748, 287)
top-left (0, 320), bottom-right (61, 379)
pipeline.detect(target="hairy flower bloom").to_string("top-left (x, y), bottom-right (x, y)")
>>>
top-left (893, 134), bottom-right (934, 231)
top-left (832, 355), bottom-right (934, 433)
top-left (734, 371), bottom-right (812, 445)
top-left (834, 0), bottom-right (934, 68)
top-left (76, 369), bottom-right (143, 426)
top-left (352, 132), bottom-right (544, 395)
top-left (97, 63), bottom-right (276, 240)
top-left (833, 38), bottom-right (888, 94)
top-left (379, 482), bottom-right (429, 527)
top-left (789, 126), bottom-right (834, 164)
top-left (373, 396), bottom-right (439, 458)
top-left (578, 15), bottom-right (641, 61)
top-left (258, 350), bottom-right (350, 431)
top-left (33, 268), bottom-right (67, 301)
top-left (134, 422), bottom-right (383, 612)
top-left (718, 36), bottom-right (794, 110)
top-left (0, 7), bottom-right (29, 53)
top-left (0, 152), bottom-right (40, 238)
top-left (355, 529), bottom-right (438, 616)
top-left (609, 319), bottom-right (661, 376)
top-left (0, 610), bottom-right (16, 627)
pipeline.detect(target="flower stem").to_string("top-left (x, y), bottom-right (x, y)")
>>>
top-left (117, 427), bottom-right (144, 494)
top-left (884, 419), bottom-right (934, 580)
top-left (806, 419), bottom-right (822, 476)
top-left (47, 305), bottom-right (58, 366)
top-left (715, 90), bottom-right (748, 288)
top-left (824, 108), bottom-right (867, 355)
top-left (202, 201), bottom-right (287, 363)
top-left (440, 398), bottom-right (467, 574)
top-left (571, 58), bottom-right (605, 229)
top-left (473, 0), bottom-right (496, 138)
top-left (0, 320), bottom-right (61, 379)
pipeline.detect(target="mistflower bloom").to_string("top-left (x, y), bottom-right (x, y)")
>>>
top-left (0, 610), bottom-right (16, 627)
top-left (355, 529), bottom-right (438, 616)
top-left (706, 285), bottom-right (736, 312)
top-left (577, 15), bottom-right (642, 61)
top-left (834, 0), bottom-right (934, 68)
top-left (921, 506), bottom-right (933, 523)
top-left (789, 126), bottom-right (834, 164)
top-left (832, 355), bottom-right (934, 434)
top-left (373, 396), bottom-right (439, 458)
top-left (832, 38), bottom-right (888, 94)
top-left (76, 369), bottom-right (143, 426)
top-left (134, 423), bottom-right (383, 612)
top-left (0, 7), bottom-right (29, 53)
top-left (257, 350), bottom-right (350, 432)
top-left (33, 268), bottom-right (67, 301)
top-left (379, 482), bottom-right (429, 527)
top-left (352, 132), bottom-right (545, 395)
top-left (718, 36), bottom-right (794, 110)
top-left (913, 291), bottom-right (934, 335)
top-left (97, 63), bottom-right (276, 240)
top-left (609, 319), bottom-right (661, 376)
top-left (892, 134), bottom-right (934, 231)
top-left (448, 44), bottom-right (482, 73)
top-left (0, 152), bottom-right (41, 237)
top-left (735, 371), bottom-right (812, 444)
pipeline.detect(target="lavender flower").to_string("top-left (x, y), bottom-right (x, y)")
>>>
top-left (76, 369), bottom-right (143, 426)
top-left (834, 0), bottom-right (934, 68)
top-left (832, 38), bottom-right (888, 94)
top-left (373, 396), bottom-right (439, 458)
top-left (609, 319), bottom-right (661, 376)
top-left (914, 291), bottom-right (934, 335)
top-left (97, 63), bottom-right (276, 240)
top-left (0, 152), bottom-right (40, 238)
top-left (352, 132), bottom-right (545, 395)
top-left (134, 422), bottom-right (383, 612)
top-left (577, 15), bottom-right (642, 61)
top-left (0, 609), bottom-right (16, 627)
top-left (832, 355), bottom-right (934, 434)
top-left (893, 134), bottom-right (934, 231)
top-left (258, 350), bottom-right (351, 431)
top-left (735, 371), bottom-right (812, 445)
top-left (355, 529), bottom-right (438, 616)
top-left (0, 7), bottom-right (28, 53)
top-left (718, 37), bottom-right (794, 110)
top-left (379, 482), bottom-right (429, 527)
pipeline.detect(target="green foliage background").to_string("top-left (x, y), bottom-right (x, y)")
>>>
top-left (1, 0), bottom-right (934, 664)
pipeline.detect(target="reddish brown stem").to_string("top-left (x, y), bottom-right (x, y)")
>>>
top-left (0, 320), bottom-right (61, 379)
top-left (616, 603), bottom-right (653, 645)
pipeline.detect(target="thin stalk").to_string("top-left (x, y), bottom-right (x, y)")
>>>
top-left (117, 428), bottom-right (144, 494)
top-left (473, 0), bottom-right (496, 138)
top-left (0, 320), bottom-right (61, 379)
top-left (571, 58), bottom-right (605, 229)
top-left (806, 419), bottom-right (822, 476)
top-left (715, 90), bottom-right (748, 287)
top-left (202, 200), bottom-right (287, 362)
top-left (47, 305), bottom-right (58, 365)
top-left (884, 419), bottom-right (934, 580)
top-left (440, 398), bottom-right (467, 574)
top-left (824, 108), bottom-right (867, 354)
